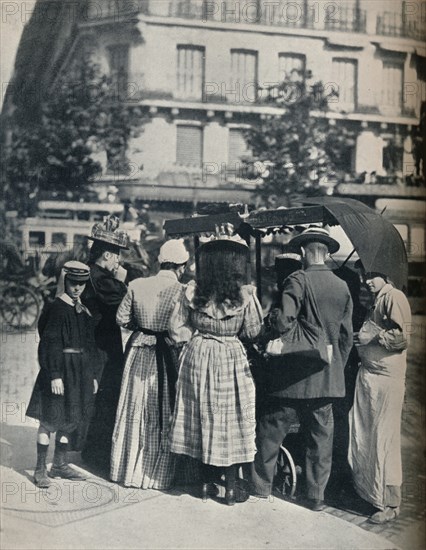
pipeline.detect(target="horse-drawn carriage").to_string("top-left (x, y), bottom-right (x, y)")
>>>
top-left (1, 201), bottom-right (157, 330)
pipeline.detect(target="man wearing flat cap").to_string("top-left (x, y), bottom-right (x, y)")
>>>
top-left (251, 227), bottom-right (353, 511)
top-left (81, 216), bottom-right (129, 471)
top-left (111, 239), bottom-right (190, 489)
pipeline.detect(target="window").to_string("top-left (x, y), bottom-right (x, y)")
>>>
top-left (383, 141), bottom-right (403, 174)
top-left (176, 46), bottom-right (205, 100)
top-left (29, 232), bottom-right (45, 247)
top-left (410, 226), bottom-right (425, 260)
top-left (230, 50), bottom-right (258, 102)
top-left (74, 235), bottom-right (88, 247)
top-left (108, 44), bottom-right (129, 99)
top-left (176, 125), bottom-right (203, 166)
top-left (278, 53), bottom-right (306, 83)
top-left (228, 128), bottom-right (250, 170)
top-left (331, 58), bottom-right (357, 111)
top-left (52, 233), bottom-right (67, 247)
top-left (324, 0), bottom-right (364, 32)
top-left (381, 61), bottom-right (403, 113)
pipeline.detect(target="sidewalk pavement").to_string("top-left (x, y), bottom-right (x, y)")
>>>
top-left (0, 462), bottom-right (399, 550)
top-left (1, 325), bottom-right (424, 549)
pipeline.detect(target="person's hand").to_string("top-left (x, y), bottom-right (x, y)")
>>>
top-left (114, 265), bottom-right (127, 282)
top-left (93, 379), bottom-right (99, 394)
top-left (353, 332), bottom-right (360, 345)
top-left (268, 307), bottom-right (281, 327)
top-left (51, 378), bottom-right (64, 395)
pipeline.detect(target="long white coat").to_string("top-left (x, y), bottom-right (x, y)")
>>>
top-left (349, 284), bottom-right (411, 510)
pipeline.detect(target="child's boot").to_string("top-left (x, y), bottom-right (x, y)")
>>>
top-left (34, 443), bottom-right (51, 488)
top-left (49, 441), bottom-right (87, 480)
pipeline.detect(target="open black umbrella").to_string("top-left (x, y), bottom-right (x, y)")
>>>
top-left (303, 197), bottom-right (408, 291)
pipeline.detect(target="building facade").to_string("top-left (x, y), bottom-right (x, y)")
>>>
top-left (2, 0), bottom-right (425, 270)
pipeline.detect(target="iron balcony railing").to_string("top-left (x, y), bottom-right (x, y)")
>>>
top-left (85, 1), bottom-right (424, 42)
top-left (377, 11), bottom-right (426, 41)
top-left (148, 1), bottom-right (367, 33)
top-left (323, 6), bottom-right (367, 33)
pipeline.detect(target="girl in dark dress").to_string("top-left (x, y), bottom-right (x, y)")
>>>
top-left (26, 261), bottom-right (102, 488)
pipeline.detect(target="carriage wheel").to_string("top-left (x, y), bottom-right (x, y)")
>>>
top-left (274, 445), bottom-right (297, 499)
top-left (0, 283), bottom-right (41, 329)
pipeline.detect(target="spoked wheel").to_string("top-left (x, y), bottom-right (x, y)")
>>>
top-left (0, 283), bottom-right (41, 329)
top-left (274, 445), bottom-right (297, 499)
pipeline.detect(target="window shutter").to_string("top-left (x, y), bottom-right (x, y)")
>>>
top-left (176, 126), bottom-right (203, 166)
top-left (177, 46), bottom-right (205, 100)
top-left (230, 50), bottom-right (258, 101)
top-left (382, 61), bottom-right (403, 111)
top-left (331, 58), bottom-right (357, 110)
top-left (278, 54), bottom-right (306, 81)
top-left (228, 129), bottom-right (250, 167)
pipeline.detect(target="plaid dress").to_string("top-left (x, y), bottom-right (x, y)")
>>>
top-left (110, 271), bottom-right (183, 489)
top-left (169, 282), bottom-right (263, 467)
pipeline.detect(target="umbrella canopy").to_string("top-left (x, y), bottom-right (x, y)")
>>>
top-left (303, 197), bottom-right (408, 291)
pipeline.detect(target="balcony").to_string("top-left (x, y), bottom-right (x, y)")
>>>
top-left (85, 0), bottom-right (140, 20)
top-left (377, 11), bottom-right (426, 41)
top-left (84, 1), bottom-right (424, 43)
top-left (146, 1), bottom-right (367, 34)
top-left (323, 7), bottom-right (366, 33)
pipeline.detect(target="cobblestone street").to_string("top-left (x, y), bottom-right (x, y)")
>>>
top-left (1, 317), bottom-right (425, 549)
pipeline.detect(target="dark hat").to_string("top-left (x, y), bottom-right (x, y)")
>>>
top-left (88, 215), bottom-right (129, 250)
top-left (63, 261), bottom-right (90, 282)
top-left (275, 244), bottom-right (303, 268)
top-left (199, 239), bottom-right (248, 255)
top-left (290, 227), bottom-right (340, 254)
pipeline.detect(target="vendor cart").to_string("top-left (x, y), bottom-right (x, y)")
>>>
top-left (163, 198), bottom-right (408, 499)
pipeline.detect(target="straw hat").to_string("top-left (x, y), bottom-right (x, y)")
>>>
top-left (88, 215), bottom-right (129, 250)
top-left (63, 261), bottom-right (90, 282)
top-left (290, 227), bottom-right (340, 254)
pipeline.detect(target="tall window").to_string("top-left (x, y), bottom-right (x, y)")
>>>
top-left (331, 58), bottom-right (357, 111)
top-left (381, 61), bottom-right (403, 113)
top-left (176, 46), bottom-right (205, 100)
top-left (230, 50), bottom-right (258, 102)
top-left (108, 44), bottom-right (129, 99)
top-left (278, 53), bottom-right (306, 82)
top-left (228, 128), bottom-right (250, 170)
top-left (176, 125), bottom-right (203, 166)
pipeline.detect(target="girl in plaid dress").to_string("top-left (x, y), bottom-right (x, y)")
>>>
top-left (169, 236), bottom-right (263, 505)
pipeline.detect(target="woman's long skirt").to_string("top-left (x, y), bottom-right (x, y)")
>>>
top-left (348, 364), bottom-right (405, 510)
top-left (170, 335), bottom-right (257, 467)
top-left (110, 344), bottom-right (176, 489)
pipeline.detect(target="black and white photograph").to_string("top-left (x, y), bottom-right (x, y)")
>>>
top-left (0, 1), bottom-right (425, 548)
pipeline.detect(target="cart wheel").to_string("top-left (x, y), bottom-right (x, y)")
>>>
top-left (274, 445), bottom-right (297, 499)
top-left (1, 283), bottom-right (41, 329)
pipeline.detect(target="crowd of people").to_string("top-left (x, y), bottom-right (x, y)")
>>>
top-left (26, 215), bottom-right (412, 525)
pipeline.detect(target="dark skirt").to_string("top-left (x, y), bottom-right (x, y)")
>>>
top-left (26, 353), bottom-right (95, 444)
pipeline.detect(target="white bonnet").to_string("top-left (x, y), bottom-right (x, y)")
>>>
top-left (158, 239), bottom-right (189, 264)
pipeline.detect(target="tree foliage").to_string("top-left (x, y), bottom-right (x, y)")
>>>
top-left (243, 74), bottom-right (354, 206)
top-left (4, 60), bottom-right (146, 214)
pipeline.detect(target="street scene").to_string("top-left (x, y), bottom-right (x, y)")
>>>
top-left (1, 1), bottom-right (426, 549)
top-left (0, 309), bottom-right (424, 549)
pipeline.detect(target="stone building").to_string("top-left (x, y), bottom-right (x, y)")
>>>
top-left (2, 0), bottom-right (425, 269)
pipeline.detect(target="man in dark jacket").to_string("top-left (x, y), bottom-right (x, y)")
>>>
top-left (251, 227), bottom-right (353, 510)
top-left (81, 216), bottom-right (129, 472)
